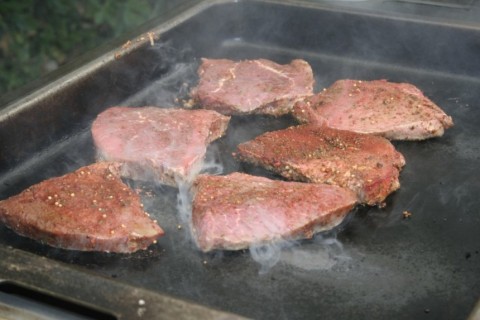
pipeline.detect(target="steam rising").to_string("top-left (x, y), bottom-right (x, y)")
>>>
top-left (175, 161), bottom-right (352, 275)
top-left (250, 242), bottom-right (284, 274)
top-left (121, 62), bottom-right (196, 107)
top-left (175, 144), bottom-right (224, 227)
top-left (120, 41), bottom-right (197, 107)
top-left (115, 40), bottom-right (352, 274)
top-left (198, 144), bottom-right (224, 176)
top-left (249, 233), bottom-right (351, 275)
top-left (176, 180), bottom-right (192, 229)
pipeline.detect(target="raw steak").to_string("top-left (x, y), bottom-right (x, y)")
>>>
top-left (91, 107), bottom-right (230, 186)
top-left (191, 173), bottom-right (357, 252)
top-left (0, 162), bottom-right (164, 253)
top-left (190, 58), bottom-right (314, 116)
top-left (235, 125), bottom-right (405, 205)
top-left (292, 79), bottom-right (453, 140)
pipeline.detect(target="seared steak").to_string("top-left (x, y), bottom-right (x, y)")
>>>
top-left (292, 79), bottom-right (453, 140)
top-left (191, 58), bottom-right (314, 116)
top-left (235, 125), bottom-right (405, 205)
top-left (91, 107), bottom-right (230, 186)
top-left (0, 162), bottom-right (164, 253)
top-left (191, 173), bottom-right (357, 252)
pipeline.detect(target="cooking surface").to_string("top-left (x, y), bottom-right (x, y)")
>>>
top-left (1, 1), bottom-right (479, 319)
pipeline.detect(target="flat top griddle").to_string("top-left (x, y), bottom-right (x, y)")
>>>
top-left (0, 1), bottom-right (479, 319)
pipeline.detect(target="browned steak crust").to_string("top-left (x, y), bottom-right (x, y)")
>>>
top-left (293, 79), bottom-right (453, 140)
top-left (0, 162), bottom-right (164, 253)
top-left (235, 125), bottom-right (405, 205)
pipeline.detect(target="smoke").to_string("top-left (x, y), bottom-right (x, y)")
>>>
top-left (175, 162), bottom-right (353, 275)
top-left (249, 232), bottom-right (351, 275)
top-left (282, 234), bottom-right (352, 270)
top-left (174, 144), bottom-right (225, 239)
top-left (120, 61), bottom-right (197, 107)
top-left (250, 242), bottom-right (285, 275)
top-left (175, 180), bottom-right (193, 234)
top-left (120, 41), bottom-right (198, 107)
top-left (109, 40), bottom-right (354, 274)
top-left (198, 143), bottom-right (224, 176)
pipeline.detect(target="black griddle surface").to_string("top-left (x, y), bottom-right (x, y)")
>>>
top-left (1, 2), bottom-right (479, 319)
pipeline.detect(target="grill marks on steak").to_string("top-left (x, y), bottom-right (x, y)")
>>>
top-left (236, 125), bottom-right (405, 205)
top-left (191, 173), bottom-right (357, 252)
top-left (293, 79), bottom-right (453, 140)
top-left (91, 107), bottom-right (230, 186)
top-left (191, 58), bottom-right (314, 116)
top-left (0, 162), bottom-right (164, 253)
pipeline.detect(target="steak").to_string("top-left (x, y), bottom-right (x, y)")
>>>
top-left (292, 79), bottom-right (453, 140)
top-left (91, 107), bottom-right (230, 186)
top-left (191, 173), bottom-right (357, 252)
top-left (0, 162), bottom-right (164, 253)
top-left (190, 58), bottom-right (314, 116)
top-left (235, 125), bottom-right (405, 205)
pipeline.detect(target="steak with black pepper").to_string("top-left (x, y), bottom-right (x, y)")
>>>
top-left (235, 125), bottom-right (405, 205)
top-left (191, 173), bottom-right (357, 252)
top-left (191, 58), bottom-right (314, 116)
top-left (0, 162), bottom-right (164, 253)
top-left (293, 79), bottom-right (453, 140)
top-left (91, 107), bottom-right (230, 186)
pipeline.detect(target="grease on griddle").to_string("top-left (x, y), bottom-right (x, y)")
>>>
top-left (402, 210), bottom-right (412, 219)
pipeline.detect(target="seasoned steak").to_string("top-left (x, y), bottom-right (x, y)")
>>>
top-left (190, 58), bottom-right (314, 116)
top-left (235, 125), bottom-right (405, 205)
top-left (92, 107), bottom-right (230, 186)
top-left (293, 79), bottom-right (453, 140)
top-left (191, 173), bottom-right (357, 252)
top-left (0, 162), bottom-right (164, 253)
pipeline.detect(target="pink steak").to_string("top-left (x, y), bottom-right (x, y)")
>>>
top-left (0, 162), bottom-right (164, 253)
top-left (91, 107), bottom-right (230, 186)
top-left (192, 173), bottom-right (357, 252)
top-left (236, 125), bottom-right (405, 205)
top-left (191, 58), bottom-right (314, 116)
top-left (293, 79), bottom-right (453, 140)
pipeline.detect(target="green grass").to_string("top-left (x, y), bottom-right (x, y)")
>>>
top-left (0, 0), bottom-right (173, 95)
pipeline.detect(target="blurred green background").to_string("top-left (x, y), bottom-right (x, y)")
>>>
top-left (0, 0), bottom-right (178, 97)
